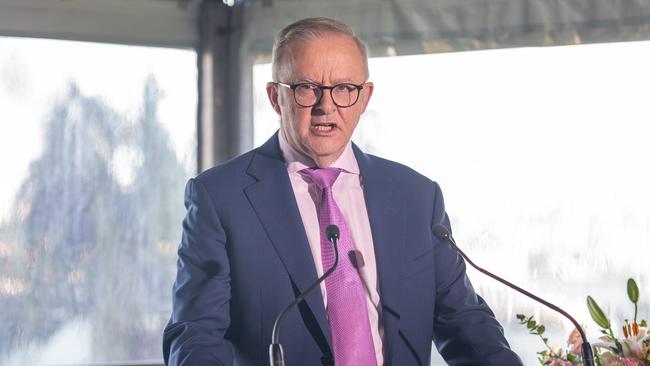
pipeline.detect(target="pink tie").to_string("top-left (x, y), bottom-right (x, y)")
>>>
top-left (300, 168), bottom-right (378, 366)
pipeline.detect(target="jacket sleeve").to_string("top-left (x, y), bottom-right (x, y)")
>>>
top-left (430, 183), bottom-right (523, 366)
top-left (163, 178), bottom-right (234, 366)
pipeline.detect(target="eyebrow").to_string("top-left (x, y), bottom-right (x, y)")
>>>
top-left (293, 78), bottom-right (316, 83)
top-left (332, 78), bottom-right (357, 84)
top-left (292, 78), bottom-right (360, 85)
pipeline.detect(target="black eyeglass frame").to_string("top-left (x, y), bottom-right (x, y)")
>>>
top-left (275, 82), bottom-right (365, 108)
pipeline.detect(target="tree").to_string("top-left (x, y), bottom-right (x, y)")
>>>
top-left (0, 76), bottom-right (189, 363)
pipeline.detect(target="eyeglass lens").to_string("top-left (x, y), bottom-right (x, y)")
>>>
top-left (294, 84), bottom-right (359, 107)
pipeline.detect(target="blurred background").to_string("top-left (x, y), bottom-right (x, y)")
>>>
top-left (1, 0), bottom-right (649, 365)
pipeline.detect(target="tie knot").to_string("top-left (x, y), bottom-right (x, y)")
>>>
top-left (300, 167), bottom-right (342, 189)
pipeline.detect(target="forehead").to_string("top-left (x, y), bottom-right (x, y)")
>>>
top-left (284, 34), bottom-right (366, 82)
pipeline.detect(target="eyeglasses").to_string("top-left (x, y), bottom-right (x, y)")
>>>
top-left (275, 82), bottom-right (365, 108)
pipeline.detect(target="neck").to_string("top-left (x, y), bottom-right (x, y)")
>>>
top-left (312, 155), bottom-right (339, 168)
top-left (278, 130), bottom-right (346, 168)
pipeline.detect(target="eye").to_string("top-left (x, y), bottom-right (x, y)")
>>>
top-left (296, 83), bottom-right (319, 91)
top-left (334, 84), bottom-right (355, 92)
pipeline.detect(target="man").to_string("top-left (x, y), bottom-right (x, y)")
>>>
top-left (163, 17), bottom-right (523, 366)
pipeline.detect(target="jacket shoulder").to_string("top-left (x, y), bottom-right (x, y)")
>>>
top-left (192, 149), bottom-right (258, 191)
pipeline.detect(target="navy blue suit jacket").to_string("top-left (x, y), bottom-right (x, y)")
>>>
top-left (163, 133), bottom-right (523, 366)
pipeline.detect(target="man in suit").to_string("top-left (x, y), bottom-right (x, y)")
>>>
top-left (163, 17), bottom-right (523, 366)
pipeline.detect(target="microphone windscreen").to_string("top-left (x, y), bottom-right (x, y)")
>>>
top-left (326, 225), bottom-right (340, 241)
top-left (433, 224), bottom-right (450, 240)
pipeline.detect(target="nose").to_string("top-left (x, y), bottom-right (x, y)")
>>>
top-left (314, 89), bottom-right (337, 114)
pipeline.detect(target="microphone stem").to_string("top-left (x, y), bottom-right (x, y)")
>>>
top-left (443, 234), bottom-right (595, 366)
top-left (270, 237), bottom-right (339, 353)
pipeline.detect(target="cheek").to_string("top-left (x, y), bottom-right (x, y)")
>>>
top-left (293, 109), bottom-right (312, 132)
top-left (282, 108), bottom-right (310, 137)
top-left (339, 109), bottom-right (362, 130)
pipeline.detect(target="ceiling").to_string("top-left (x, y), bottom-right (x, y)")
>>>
top-left (1, 0), bottom-right (649, 54)
top-left (0, 0), bottom-right (200, 48)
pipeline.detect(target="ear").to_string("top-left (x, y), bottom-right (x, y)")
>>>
top-left (358, 82), bottom-right (374, 114)
top-left (266, 82), bottom-right (282, 115)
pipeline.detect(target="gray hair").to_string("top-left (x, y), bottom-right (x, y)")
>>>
top-left (271, 17), bottom-right (370, 82)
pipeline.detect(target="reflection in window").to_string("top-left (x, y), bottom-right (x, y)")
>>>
top-left (0, 37), bottom-right (196, 365)
top-left (254, 40), bottom-right (650, 365)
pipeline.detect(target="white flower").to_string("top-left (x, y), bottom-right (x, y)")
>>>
top-left (620, 326), bottom-right (648, 359)
top-left (592, 326), bottom-right (650, 360)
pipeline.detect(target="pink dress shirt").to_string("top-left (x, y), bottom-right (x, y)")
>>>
top-left (278, 132), bottom-right (385, 365)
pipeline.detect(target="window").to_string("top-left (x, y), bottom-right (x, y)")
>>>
top-left (254, 40), bottom-right (650, 364)
top-left (0, 37), bottom-right (196, 365)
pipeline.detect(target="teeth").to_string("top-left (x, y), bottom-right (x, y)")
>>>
top-left (313, 124), bottom-right (334, 131)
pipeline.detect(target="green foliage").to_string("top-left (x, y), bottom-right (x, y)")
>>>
top-left (628, 278), bottom-right (640, 324)
top-left (519, 279), bottom-right (649, 365)
top-left (587, 296), bottom-right (611, 329)
top-left (517, 314), bottom-right (547, 336)
top-left (628, 278), bottom-right (640, 303)
top-left (517, 314), bottom-right (561, 365)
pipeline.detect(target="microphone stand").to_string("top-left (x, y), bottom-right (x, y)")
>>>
top-left (269, 225), bottom-right (340, 366)
top-left (433, 225), bottom-right (595, 366)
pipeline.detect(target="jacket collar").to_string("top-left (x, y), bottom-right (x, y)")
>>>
top-left (244, 132), bottom-right (333, 356)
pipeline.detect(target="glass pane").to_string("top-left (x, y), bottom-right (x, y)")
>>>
top-left (0, 37), bottom-right (197, 365)
top-left (254, 40), bottom-right (650, 365)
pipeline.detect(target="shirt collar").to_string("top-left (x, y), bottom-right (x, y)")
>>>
top-left (278, 129), bottom-right (360, 175)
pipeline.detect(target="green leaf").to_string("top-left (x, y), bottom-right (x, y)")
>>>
top-left (628, 278), bottom-right (639, 303)
top-left (537, 325), bottom-right (545, 334)
top-left (527, 320), bottom-right (537, 329)
top-left (516, 314), bottom-right (526, 321)
top-left (641, 319), bottom-right (647, 327)
top-left (567, 353), bottom-right (577, 362)
top-left (587, 296), bottom-right (611, 329)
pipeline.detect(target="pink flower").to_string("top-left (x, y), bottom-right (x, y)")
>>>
top-left (567, 327), bottom-right (584, 355)
top-left (548, 360), bottom-right (573, 366)
top-left (604, 357), bottom-right (643, 366)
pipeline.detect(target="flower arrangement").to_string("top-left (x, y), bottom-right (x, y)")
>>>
top-left (517, 278), bottom-right (650, 366)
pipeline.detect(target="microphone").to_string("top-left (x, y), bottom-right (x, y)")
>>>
top-left (269, 224), bottom-right (340, 366)
top-left (432, 224), bottom-right (595, 366)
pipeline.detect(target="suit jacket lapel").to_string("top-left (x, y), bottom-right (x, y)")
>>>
top-left (354, 144), bottom-right (404, 362)
top-left (244, 133), bottom-right (333, 352)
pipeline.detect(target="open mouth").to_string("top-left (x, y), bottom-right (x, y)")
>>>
top-left (312, 123), bottom-right (336, 132)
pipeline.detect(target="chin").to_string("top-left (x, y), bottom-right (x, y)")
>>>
top-left (310, 144), bottom-right (342, 157)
